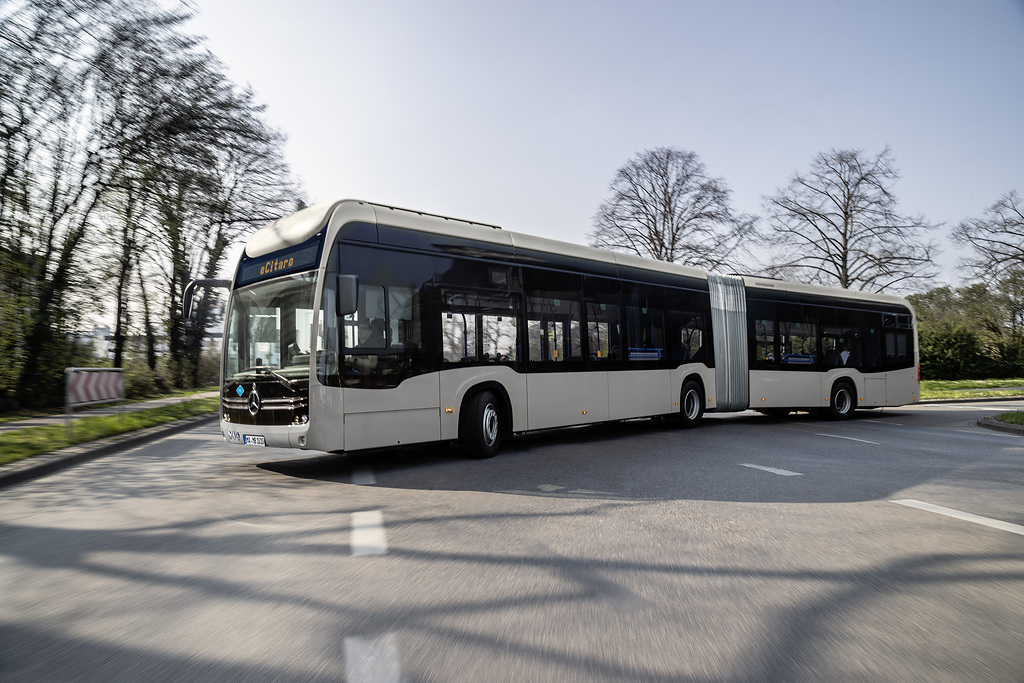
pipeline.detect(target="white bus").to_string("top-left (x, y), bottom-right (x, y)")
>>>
top-left (187, 199), bottom-right (919, 458)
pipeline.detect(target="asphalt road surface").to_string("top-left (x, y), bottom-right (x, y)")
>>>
top-left (2, 401), bottom-right (1023, 682)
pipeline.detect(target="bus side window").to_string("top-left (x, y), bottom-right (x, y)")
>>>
top-left (584, 276), bottom-right (622, 362)
top-left (524, 269), bottom-right (583, 365)
top-left (625, 283), bottom-right (665, 362)
top-left (441, 289), bottom-right (519, 364)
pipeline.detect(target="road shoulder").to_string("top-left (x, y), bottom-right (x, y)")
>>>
top-left (0, 414), bottom-right (218, 489)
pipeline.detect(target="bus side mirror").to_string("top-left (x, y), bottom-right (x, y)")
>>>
top-left (183, 279), bottom-right (231, 318)
top-left (336, 275), bottom-right (358, 316)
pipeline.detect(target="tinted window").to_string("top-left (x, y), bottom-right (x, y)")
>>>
top-left (584, 276), bottom-right (623, 363)
top-left (524, 269), bottom-right (583, 368)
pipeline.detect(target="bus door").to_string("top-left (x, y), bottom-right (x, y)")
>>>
top-left (340, 280), bottom-right (440, 451)
top-left (438, 287), bottom-right (526, 436)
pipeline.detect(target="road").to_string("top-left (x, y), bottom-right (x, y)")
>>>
top-left (2, 401), bottom-right (1023, 681)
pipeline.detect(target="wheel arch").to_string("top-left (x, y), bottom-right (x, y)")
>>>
top-left (680, 372), bottom-right (706, 405)
top-left (458, 381), bottom-right (514, 439)
top-left (828, 376), bottom-right (858, 418)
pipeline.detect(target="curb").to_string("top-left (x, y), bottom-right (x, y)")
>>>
top-left (0, 413), bottom-right (219, 490)
top-left (917, 395), bottom-right (1024, 405)
top-left (977, 417), bottom-right (1024, 436)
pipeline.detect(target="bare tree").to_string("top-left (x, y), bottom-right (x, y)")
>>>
top-left (762, 147), bottom-right (938, 292)
top-left (951, 190), bottom-right (1024, 280)
top-left (589, 147), bottom-right (754, 271)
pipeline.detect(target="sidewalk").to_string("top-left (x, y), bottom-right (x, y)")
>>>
top-left (0, 391), bottom-right (219, 433)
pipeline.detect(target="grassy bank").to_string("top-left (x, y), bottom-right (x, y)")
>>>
top-left (0, 397), bottom-right (219, 466)
top-left (995, 411), bottom-right (1024, 426)
top-left (919, 378), bottom-right (1024, 400)
top-left (0, 387), bottom-right (218, 424)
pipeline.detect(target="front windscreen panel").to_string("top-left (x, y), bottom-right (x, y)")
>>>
top-left (224, 272), bottom-right (319, 381)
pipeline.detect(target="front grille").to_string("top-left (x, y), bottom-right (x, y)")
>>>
top-left (223, 379), bottom-right (309, 427)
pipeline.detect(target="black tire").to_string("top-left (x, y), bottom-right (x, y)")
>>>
top-left (828, 381), bottom-right (856, 420)
top-left (679, 380), bottom-right (705, 429)
top-left (463, 391), bottom-right (502, 458)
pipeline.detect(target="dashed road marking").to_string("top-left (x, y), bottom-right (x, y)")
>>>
top-left (740, 463), bottom-right (804, 477)
top-left (351, 510), bottom-right (388, 556)
top-left (891, 499), bottom-right (1024, 537)
top-left (817, 433), bottom-right (880, 445)
top-left (353, 466), bottom-right (377, 485)
top-left (345, 633), bottom-right (401, 683)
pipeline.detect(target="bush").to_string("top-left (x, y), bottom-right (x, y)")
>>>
top-left (919, 327), bottom-right (991, 380)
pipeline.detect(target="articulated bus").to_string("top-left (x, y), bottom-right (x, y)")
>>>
top-left (186, 199), bottom-right (919, 458)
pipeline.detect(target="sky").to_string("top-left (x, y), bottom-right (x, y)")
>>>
top-left (185, 0), bottom-right (1024, 288)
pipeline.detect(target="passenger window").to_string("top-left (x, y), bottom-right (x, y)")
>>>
top-left (753, 318), bottom-right (778, 367)
top-left (625, 285), bottom-right (665, 362)
top-left (332, 245), bottom-right (435, 388)
top-left (441, 289), bottom-right (519, 364)
top-left (527, 297), bottom-right (582, 362)
top-left (524, 269), bottom-right (583, 366)
top-left (778, 313), bottom-right (817, 368)
top-left (584, 276), bottom-right (622, 362)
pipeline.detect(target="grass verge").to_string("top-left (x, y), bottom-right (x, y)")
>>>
top-left (0, 387), bottom-right (218, 424)
top-left (920, 378), bottom-right (1024, 400)
top-left (0, 397), bottom-right (219, 467)
top-left (995, 411), bottom-right (1024, 426)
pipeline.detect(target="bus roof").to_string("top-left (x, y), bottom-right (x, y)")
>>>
top-left (243, 199), bottom-right (911, 307)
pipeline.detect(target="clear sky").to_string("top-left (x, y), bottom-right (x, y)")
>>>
top-left (186, 0), bottom-right (1024, 287)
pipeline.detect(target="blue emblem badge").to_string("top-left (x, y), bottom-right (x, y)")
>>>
top-left (236, 385), bottom-right (244, 396)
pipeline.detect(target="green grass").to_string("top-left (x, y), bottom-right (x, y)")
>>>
top-left (996, 411), bottom-right (1024, 426)
top-left (919, 378), bottom-right (1024, 400)
top-left (0, 386), bottom-right (218, 424)
top-left (0, 397), bottom-right (219, 466)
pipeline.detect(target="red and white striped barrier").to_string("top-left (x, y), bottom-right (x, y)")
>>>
top-left (66, 368), bottom-right (125, 407)
top-left (65, 368), bottom-right (126, 437)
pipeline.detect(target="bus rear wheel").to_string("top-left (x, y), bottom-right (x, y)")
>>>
top-left (679, 380), bottom-right (704, 429)
top-left (462, 390), bottom-right (502, 458)
top-left (828, 381), bottom-right (856, 420)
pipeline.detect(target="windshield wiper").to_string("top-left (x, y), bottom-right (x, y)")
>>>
top-left (235, 366), bottom-right (295, 387)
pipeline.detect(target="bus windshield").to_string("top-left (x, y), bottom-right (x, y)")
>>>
top-left (224, 272), bottom-right (319, 381)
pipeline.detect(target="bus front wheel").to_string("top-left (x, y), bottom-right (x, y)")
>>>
top-left (463, 391), bottom-right (502, 458)
top-left (679, 380), bottom-right (705, 429)
top-left (828, 381), bottom-right (856, 420)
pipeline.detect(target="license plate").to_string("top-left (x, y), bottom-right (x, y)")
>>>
top-left (243, 435), bottom-right (266, 447)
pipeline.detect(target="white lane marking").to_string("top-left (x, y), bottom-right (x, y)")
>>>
top-left (344, 633), bottom-right (401, 683)
top-left (817, 433), bottom-right (880, 445)
top-left (956, 429), bottom-right (1021, 439)
top-left (740, 463), bottom-right (804, 477)
top-left (926, 405), bottom-right (1015, 411)
top-left (351, 510), bottom-right (388, 556)
top-left (863, 419), bottom-right (904, 426)
top-left (352, 466), bottom-right (377, 485)
top-left (891, 499), bottom-right (1024, 537)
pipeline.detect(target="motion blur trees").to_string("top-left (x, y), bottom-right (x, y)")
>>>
top-left (952, 190), bottom-right (1024, 279)
top-left (0, 0), bottom-right (298, 408)
top-left (762, 148), bottom-right (938, 292)
top-left (908, 275), bottom-right (1024, 379)
top-left (588, 147), bottom-right (755, 271)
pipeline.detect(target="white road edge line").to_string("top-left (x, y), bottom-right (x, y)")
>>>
top-left (740, 464), bottom-right (804, 477)
top-left (352, 466), bottom-right (377, 485)
top-left (891, 499), bottom-right (1024, 537)
top-left (344, 633), bottom-right (401, 683)
top-left (863, 419), bottom-right (904, 426)
top-left (955, 429), bottom-right (1021, 439)
top-left (817, 433), bottom-right (880, 445)
top-left (352, 510), bottom-right (388, 556)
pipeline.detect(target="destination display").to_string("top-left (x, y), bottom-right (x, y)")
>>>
top-left (236, 233), bottom-right (324, 286)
